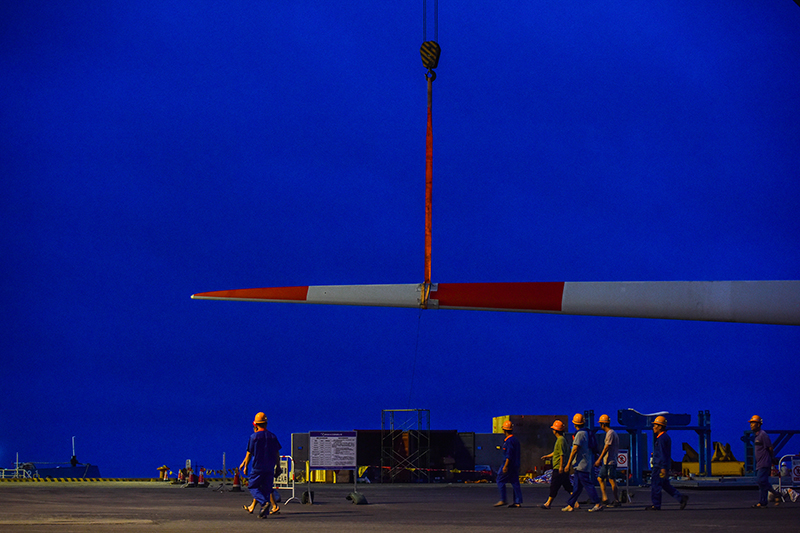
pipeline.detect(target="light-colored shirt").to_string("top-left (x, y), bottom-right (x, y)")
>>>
top-left (572, 430), bottom-right (591, 472)
top-left (604, 428), bottom-right (619, 465)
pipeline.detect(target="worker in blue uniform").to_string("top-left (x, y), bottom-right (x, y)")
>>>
top-left (494, 420), bottom-right (522, 507)
top-left (647, 416), bottom-right (688, 511)
top-left (240, 412), bottom-right (282, 518)
top-left (749, 415), bottom-right (782, 507)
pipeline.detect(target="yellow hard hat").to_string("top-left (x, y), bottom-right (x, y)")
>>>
top-left (572, 413), bottom-right (585, 426)
top-left (598, 414), bottom-right (611, 425)
top-left (653, 415), bottom-right (667, 427)
top-left (749, 415), bottom-right (763, 424)
top-left (502, 420), bottom-right (513, 431)
top-left (551, 420), bottom-right (566, 432)
top-left (253, 412), bottom-right (268, 425)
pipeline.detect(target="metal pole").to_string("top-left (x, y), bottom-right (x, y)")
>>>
top-left (704, 411), bottom-right (713, 477)
top-left (626, 462), bottom-right (630, 502)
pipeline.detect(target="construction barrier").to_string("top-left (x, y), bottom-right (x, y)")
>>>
top-left (275, 455), bottom-right (299, 504)
top-left (779, 454), bottom-right (800, 492)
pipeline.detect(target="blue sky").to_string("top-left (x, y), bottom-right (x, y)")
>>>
top-left (2, 1), bottom-right (799, 477)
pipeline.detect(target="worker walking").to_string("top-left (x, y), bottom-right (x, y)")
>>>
top-left (646, 416), bottom-right (688, 511)
top-left (494, 420), bottom-right (522, 508)
top-left (240, 412), bottom-right (282, 518)
top-left (540, 419), bottom-right (573, 509)
top-left (749, 415), bottom-right (782, 508)
top-left (562, 413), bottom-right (603, 512)
top-left (595, 414), bottom-right (621, 507)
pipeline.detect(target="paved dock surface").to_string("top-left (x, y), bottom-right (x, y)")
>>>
top-left (0, 481), bottom-right (797, 532)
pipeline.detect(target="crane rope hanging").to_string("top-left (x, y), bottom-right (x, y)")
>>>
top-left (422, 0), bottom-right (438, 44)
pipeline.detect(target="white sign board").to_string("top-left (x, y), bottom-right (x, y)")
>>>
top-left (792, 458), bottom-right (800, 485)
top-left (309, 431), bottom-right (357, 470)
top-left (616, 449), bottom-right (629, 470)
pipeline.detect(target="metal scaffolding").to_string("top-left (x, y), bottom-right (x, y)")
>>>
top-left (381, 409), bottom-right (431, 482)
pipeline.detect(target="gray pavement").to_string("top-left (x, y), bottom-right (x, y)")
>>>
top-left (0, 481), bottom-right (797, 532)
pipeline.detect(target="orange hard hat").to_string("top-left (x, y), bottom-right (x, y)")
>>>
top-left (551, 420), bottom-right (566, 432)
top-left (572, 413), bottom-right (584, 426)
top-left (749, 415), bottom-right (763, 424)
top-left (598, 414), bottom-right (611, 425)
top-left (653, 415), bottom-right (667, 427)
top-left (253, 412), bottom-right (268, 425)
top-left (502, 420), bottom-right (513, 431)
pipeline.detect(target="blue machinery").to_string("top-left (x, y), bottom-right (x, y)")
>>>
top-left (584, 409), bottom-right (712, 485)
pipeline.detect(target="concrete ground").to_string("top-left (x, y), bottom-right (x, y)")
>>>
top-left (0, 481), bottom-right (797, 532)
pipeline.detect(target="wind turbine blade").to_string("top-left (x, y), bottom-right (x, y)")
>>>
top-left (192, 280), bottom-right (800, 325)
top-left (558, 280), bottom-right (800, 325)
top-left (192, 284), bottom-right (422, 308)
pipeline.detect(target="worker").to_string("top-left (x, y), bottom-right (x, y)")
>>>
top-left (646, 416), bottom-right (688, 511)
top-left (494, 420), bottom-right (522, 508)
top-left (595, 414), bottom-right (621, 507)
top-left (563, 413), bottom-right (603, 512)
top-left (540, 419), bottom-right (573, 509)
top-left (240, 412), bottom-right (282, 518)
top-left (749, 415), bottom-right (782, 508)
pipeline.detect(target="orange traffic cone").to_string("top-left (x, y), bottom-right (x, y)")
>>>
top-left (198, 468), bottom-right (206, 487)
top-left (231, 469), bottom-right (242, 492)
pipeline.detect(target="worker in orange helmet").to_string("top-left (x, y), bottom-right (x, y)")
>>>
top-left (563, 413), bottom-right (603, 512)
top-left (240, 412), bottom-right (282, 518)
top-left (646, 415), bottom-right (688, 511)
top-left (540, 419), bottom-right (573, 509)
top-left (494, 420), bottom-right (522, 508)
top-left (749, 415), bottom-right (782, 507)
top-left (595, 414), bottom-right (621, 507)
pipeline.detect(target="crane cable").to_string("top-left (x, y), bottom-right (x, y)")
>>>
top-left (423, 0), bottom-right (438, 43)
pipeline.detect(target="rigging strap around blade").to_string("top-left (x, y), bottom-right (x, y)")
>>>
top-left (420, 1), bottom-right (440, 309)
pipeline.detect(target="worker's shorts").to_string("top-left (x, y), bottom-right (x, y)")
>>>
top-left (598, 463), bottom-right (617, 480)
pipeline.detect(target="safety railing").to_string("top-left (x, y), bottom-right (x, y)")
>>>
top-left (0, 468), bottom-right (34, 479)
top-left (275, 455), bottom-right (299, 504)
top-left (778, 454), bottom-right (800, 493)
